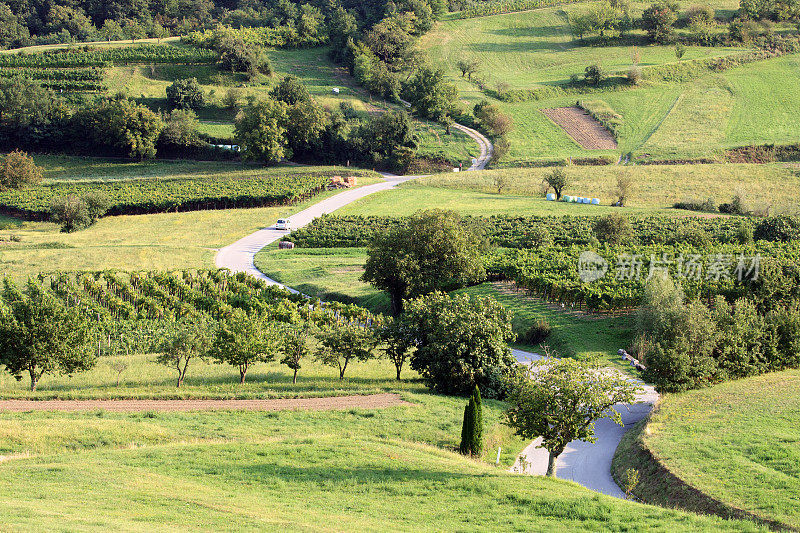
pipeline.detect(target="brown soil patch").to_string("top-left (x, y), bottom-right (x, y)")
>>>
top-left (0, 393), bottom-right (409, 412)
top-left (542, 107), bottom-right (618, 150)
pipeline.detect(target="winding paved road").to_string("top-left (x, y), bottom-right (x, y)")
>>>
top-left (509, 359), bottom-right (658, 499)
top-left (215, 128), bottom-right (651, 500)
top-left (215, 124), bottom-right (493, 287)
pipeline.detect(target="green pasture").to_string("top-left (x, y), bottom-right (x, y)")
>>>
top-left (419, 5), bottom-right (800, 163)
top-left (642, 369), bottom-right (800, 530)
top-left (0, 393), bottom-right (764, 531)
top-left (337, 163), bottom-right (800, 216)
top-left (0, 170), bottom-right (383, 281)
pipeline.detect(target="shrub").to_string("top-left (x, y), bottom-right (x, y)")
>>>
top-left (593, 212), bottom-right (632, 244)
top-left (1, 150), bottom-right (43, 190)
top-left (222, 87), bottom-right (242, 110)
top-left (520, 318), bottom-right (552, 346)
top-left (627, 65), bottom-right (642, 85)
top-left (584, 64), bottom-right (605, 86)
top-left (718, 193), bottom-right (749, 215)
top-left (166, 78), bottom-right (205, 110)
top-left (49, 195), bottom-right (90, 232)
top-left (754, 216), bottom-right (800, 242)
top-left (685, 4), bottom-right (715, 23)
top-left (673, 197), bottom-right (716, 212)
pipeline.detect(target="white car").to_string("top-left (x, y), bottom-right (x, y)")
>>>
top-left (276, 218), bottom-right (291, 231)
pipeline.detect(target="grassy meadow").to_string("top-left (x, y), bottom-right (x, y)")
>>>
top-left (639, 369), bottom-right (800, 530)
top-left (419, 4), bottom-right (800, 164)
top-left (336, 163), bottom-right (800, 216)
top-left (0, 395), bottom-right (766, 531)
top-left (0, 159), bottom-right (384, 280)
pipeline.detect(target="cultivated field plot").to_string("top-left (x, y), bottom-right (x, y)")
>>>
top-left (420, 4), bottom-right (800, 163)
top-left (542, 107), bottom-right (618, 150)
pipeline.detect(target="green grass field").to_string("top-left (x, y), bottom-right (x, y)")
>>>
top-left (336, 163), bottom-right (800, 216)
top-left (0, 164), bottom-right (383, 280)
top-left (0, 393), bottom-right (765, 531)
top-left (639, 369), bottom-right (800, 530)
top-left (419, 5), bottom-right (800, 163)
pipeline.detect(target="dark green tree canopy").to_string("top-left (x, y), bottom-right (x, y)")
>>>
top-left (400, 291), bottom-right (516, 396)
top-left (0, 279), bottom-right (95, 391)
top-left (362, 209), bottom-right (487, 315)
top-left (166, 78), bottom-right (205, 111)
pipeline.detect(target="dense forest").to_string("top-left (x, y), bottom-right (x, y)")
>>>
top-left (0, 0), bottom-right (455, 49)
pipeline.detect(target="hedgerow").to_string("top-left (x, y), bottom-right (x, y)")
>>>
top-left (0, 45), bottom-right (217, 68)
top-left (0, 174), bottom-right (329, 219)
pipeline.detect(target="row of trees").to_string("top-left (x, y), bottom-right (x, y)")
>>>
top-left (0, 77), bottom-right (231, 160)
top-left (569, 0), bottom-right (799, 46)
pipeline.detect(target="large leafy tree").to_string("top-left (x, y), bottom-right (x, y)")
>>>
top-left (234, 99), bottom-right (289, 163)
top-left (209, 309), bottom-right (284, 383)
top-left (362, 209), bottom-right (487, 315)
top-left (642, 1), bottom-right (678, 44)
top-left (400, 291), bottom-right (516, 396)
top-left (270, 75), bottom-right (311, 106)
top-left (402, 66), bottom-right (457, 121)
top-left (505, 359), bottom-right (639, 476)
top-left (0, 280), bottom-right (95, 391)
top-left (77, 97), bottom-right (163, 159)
top-left (165, 78), bottom-right (205, 111)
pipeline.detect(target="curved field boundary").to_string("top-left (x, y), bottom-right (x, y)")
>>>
top-left (0, 393), bottom-right (409, 412)
top-left (611, 416), bottom-right (791, 532)
top-left (542, 107), bottom-right (618, 150)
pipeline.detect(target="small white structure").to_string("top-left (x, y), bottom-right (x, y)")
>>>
top-left (453, 167), bottom-right (460, 172)
top-left (546, 193), bottom-right (556, 201)
top-left (591, 198), bottom-right (600, 205)
top-left (332, 87), bottom-right (340, 95)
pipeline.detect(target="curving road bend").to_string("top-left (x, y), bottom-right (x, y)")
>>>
top-left (215, 123), bottom-right (493, 287)
top-left (509, 360), bottom-right (658, 499)
top-left (215, 175), bottom-right (415, 291)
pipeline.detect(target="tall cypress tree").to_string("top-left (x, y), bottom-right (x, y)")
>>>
top-left (459, 399), bottom-right (474, 455)
top-left (470, 385), bottom-right (484, 455)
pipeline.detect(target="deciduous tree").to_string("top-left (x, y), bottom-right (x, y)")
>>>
top-left (157, 317), bottom-right (212, 388)
top-left (209, 309), bottom-right (283, 383)
top-left (505, 359), bottom-right (639, 476)
top-left (362, 209), bottom-right (487, 315)
top-left (0, 280), bottom-right (95, 391)
top-left (401, 291), bottom-right (516, 396)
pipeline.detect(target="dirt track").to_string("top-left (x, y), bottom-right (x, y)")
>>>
top-left (542, 107), bottom-right (618, 150)
top-left (0, 393), bottom-right (409, 412)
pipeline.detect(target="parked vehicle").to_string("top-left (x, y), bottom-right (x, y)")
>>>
top-left (276, 218), bottom-right (291, 230)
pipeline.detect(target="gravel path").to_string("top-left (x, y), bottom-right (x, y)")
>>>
top-left (452, 123), bottom-right (493, 170)
top-left (0, 393), bottom-right (409, 412)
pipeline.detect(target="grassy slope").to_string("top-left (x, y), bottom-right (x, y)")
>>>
top-left (0, 397), bottom-right (764, 531)
top-left (640, 369), bottom-right (800, 530)
top-left (418, 4), bottom-right (800, 163)
top-left (336, 163), bottom-right (800, 216)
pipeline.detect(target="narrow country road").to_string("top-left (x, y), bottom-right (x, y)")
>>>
top-left (215, 174), bottom-right (415, 290)
top-left (215, 122), bottom-right (492, 285)
top-left (509, 358), bottom-right (658, 499)
top-left (452, 123), bottom-right (493, 170)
